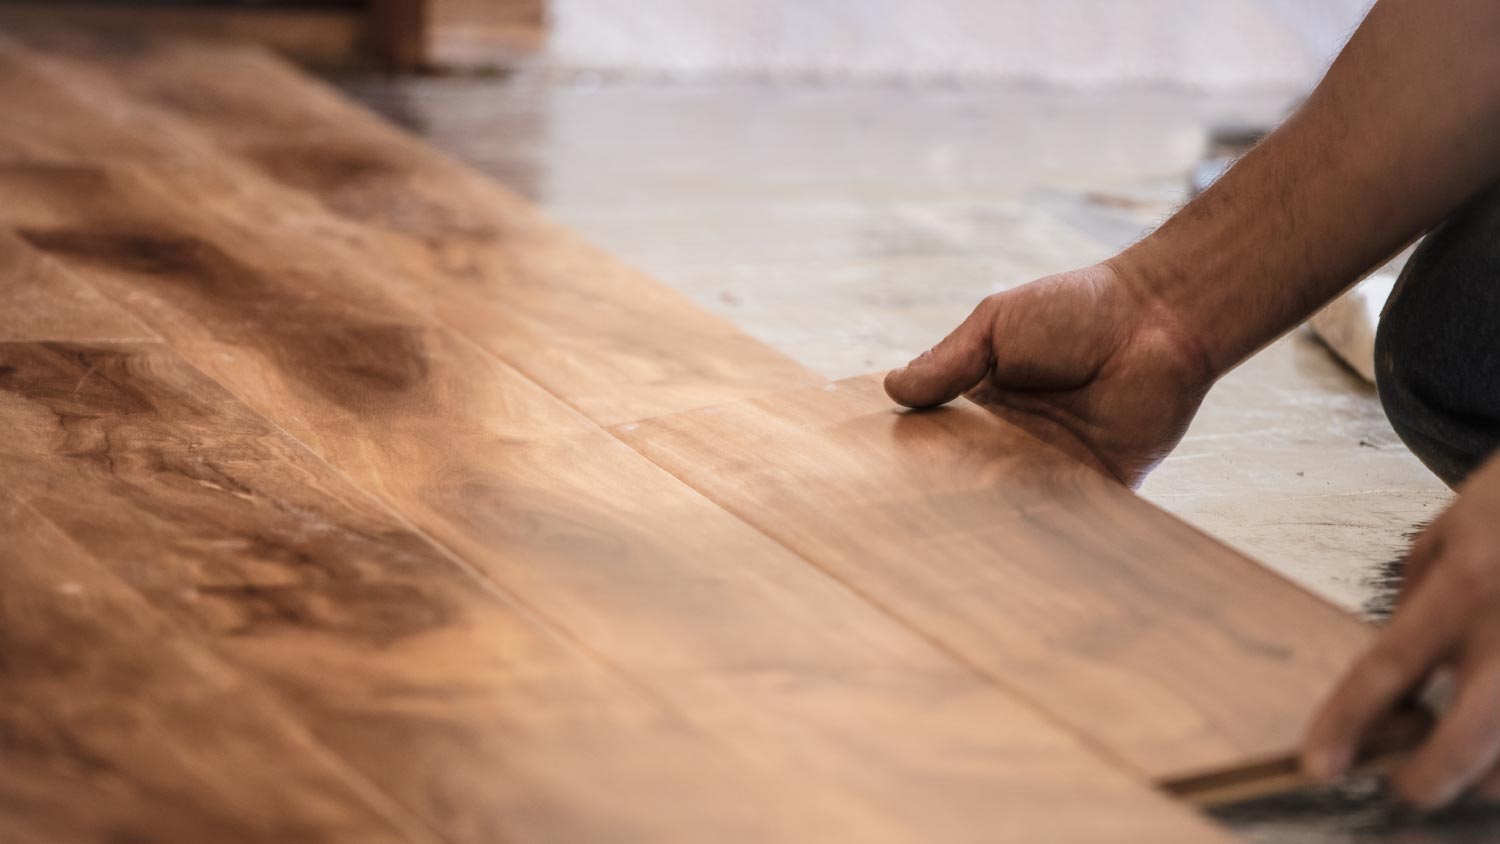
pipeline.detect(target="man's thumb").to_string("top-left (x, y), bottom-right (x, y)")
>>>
top-left (884, 311), bottom-right (993, 409)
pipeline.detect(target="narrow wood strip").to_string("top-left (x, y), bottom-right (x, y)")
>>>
top-left (1164, 708), bottom-right (1432, 807)
top-left (615, 375), bottom-right (1378, 782)
top-left (0, 481), bottom-right (431, 844)
top-left (9, 27), bottom-right (822, 426)
top-left (0, 5), bottom-right (369, 68)
top-left (0, 46), bottom-right (1233, 841)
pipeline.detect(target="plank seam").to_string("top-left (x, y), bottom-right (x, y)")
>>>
top-left (607, 421), bottom-right (1293, 797)
top-left (0, 475), bottom-right (446, 844)
top-left (16, 286), bottom-right (834, 827)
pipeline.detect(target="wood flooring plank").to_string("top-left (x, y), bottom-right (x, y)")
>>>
top-left (0, 339), bottom-right (863, 844)
top-left (0, 5), bottom-right (369, 69)
top-left (0, 229), bottom-right (156, 342)
top-left (0, 482), bottom-right (431, 844)
top-left (615, 375), bottom-right (1378, 783)
top-left (0, 43), bottom-right (1236, 841)
top-left (7, 28), bottom-right (822, 426)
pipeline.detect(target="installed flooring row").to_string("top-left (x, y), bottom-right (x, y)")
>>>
top-left (0, 28), bottom-right (1371, 843)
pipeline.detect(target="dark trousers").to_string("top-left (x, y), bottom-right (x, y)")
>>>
top-left (1376, 181), bottom-right (1500, 488)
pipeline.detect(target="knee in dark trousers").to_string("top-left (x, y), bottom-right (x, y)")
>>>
top-left (1375, 181), bottom-right (1500, 488)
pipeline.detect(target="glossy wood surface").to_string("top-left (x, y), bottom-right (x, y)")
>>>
top-left (9, 28), bottom-right (822, 426)
top-left (0, 484), bottom-right (429, 844)
top-left (0, 339), bottom-right (858, 844)
top-left (0, 35), bottom-right (1234, 843)
top-left (617, 375), bottom-right (1378, 782)
top-left (0, 229), bottom-right (157, 342)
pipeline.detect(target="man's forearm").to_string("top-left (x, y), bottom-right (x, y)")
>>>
top-left (1113, 0), bottom-right (1500, 378)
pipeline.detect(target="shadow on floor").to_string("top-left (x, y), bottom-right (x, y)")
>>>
top-left (1213, 772), bottom-right (1500, 844)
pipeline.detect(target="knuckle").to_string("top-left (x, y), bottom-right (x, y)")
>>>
top-left (976, 293), bottom-right (1006, 318)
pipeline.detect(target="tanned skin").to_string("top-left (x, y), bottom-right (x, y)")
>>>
top-left (885, 0), bottom-right (1500, 809)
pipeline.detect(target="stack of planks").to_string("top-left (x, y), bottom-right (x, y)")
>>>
top-left (0, 27), bottom-right (1379, 843)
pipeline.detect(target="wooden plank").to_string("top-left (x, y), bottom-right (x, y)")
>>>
top-left (0, 4), bottom-right (369, 68)
top-left (0, 229), bottom-right (157, 342)
top-left (0, 236), bottom-right (848, 841)
top-left (369, 0), bottom-right (546, 70)
top-left (0, 43), bottom-right (1234, 841)
top-left (8, 29), bottom-right (821, 426)
top-left (425, 0), bottom-right (546, 70)
top-left (615, 375), bottom-right (1378, 783)
top-left (369, 0), bottom-right (427, 70)
top-left (1165, 706), bottom-right (1429, 806)
top-left (370, 0), bottom-right (544, 70)
top-left (0, 339), bottom-right (861, 844)
top-left (0, 482), bottom-right (430, 844)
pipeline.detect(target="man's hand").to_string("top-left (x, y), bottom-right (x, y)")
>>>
top-left (883, 262), bottom-right (1213, 487)
top-left (1305, 453), bottom-right (1500, 808)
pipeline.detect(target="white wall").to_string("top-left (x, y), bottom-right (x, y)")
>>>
top-left (550, 0), bottom-right (1374, 90)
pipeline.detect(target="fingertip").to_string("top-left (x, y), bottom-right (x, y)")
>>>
top-left (884, 309), bottom-right (993, 409)
top-left (1301, 694), bottom-right (1363, 783)
top-left (882, 364), bottom-right (918, 408)
top-left (884, 350), bottom-right (949, 409)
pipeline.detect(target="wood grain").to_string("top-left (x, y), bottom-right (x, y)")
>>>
top-left (0, 339), bottom-right (863, 844)
top-left (616, 375), bottom-right (1378, 783)
top-left (8, 29), bottom-right (821, 426)
top-left (0, 229), bottom-right (156, 342)
top-left (0, 483), bottom-right (430, 844)
top-left (0, 39), bottom-right (1235, 842)
top-left (0, 209), bottom-right (847, 839)
top-left (0, 4), bottom-right (369, 68)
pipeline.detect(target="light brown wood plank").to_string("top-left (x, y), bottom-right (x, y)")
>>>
top-left (8, 29), bottom-right (821, 426)
top-left (0, 229), bottom-right (156, 342)
top-left (615, 375), bottom-right (1377, 783)
top-left (0, 237), bottom-right (1233, 844)
top-left (0, 339), bottom-right (864, 844)
top-left (0, 481), bottom-right (431, 844)
top-left (0, 43), bottom-right (1234, 841)
top-left (0, 220), bottom-right (852, 844)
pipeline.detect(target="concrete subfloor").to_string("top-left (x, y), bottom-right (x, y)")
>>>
top-left (342, 72), bottom-right (1476, 840)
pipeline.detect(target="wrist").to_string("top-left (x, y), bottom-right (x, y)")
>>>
top-left (1102, 249), bottom-right (1222, 390)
